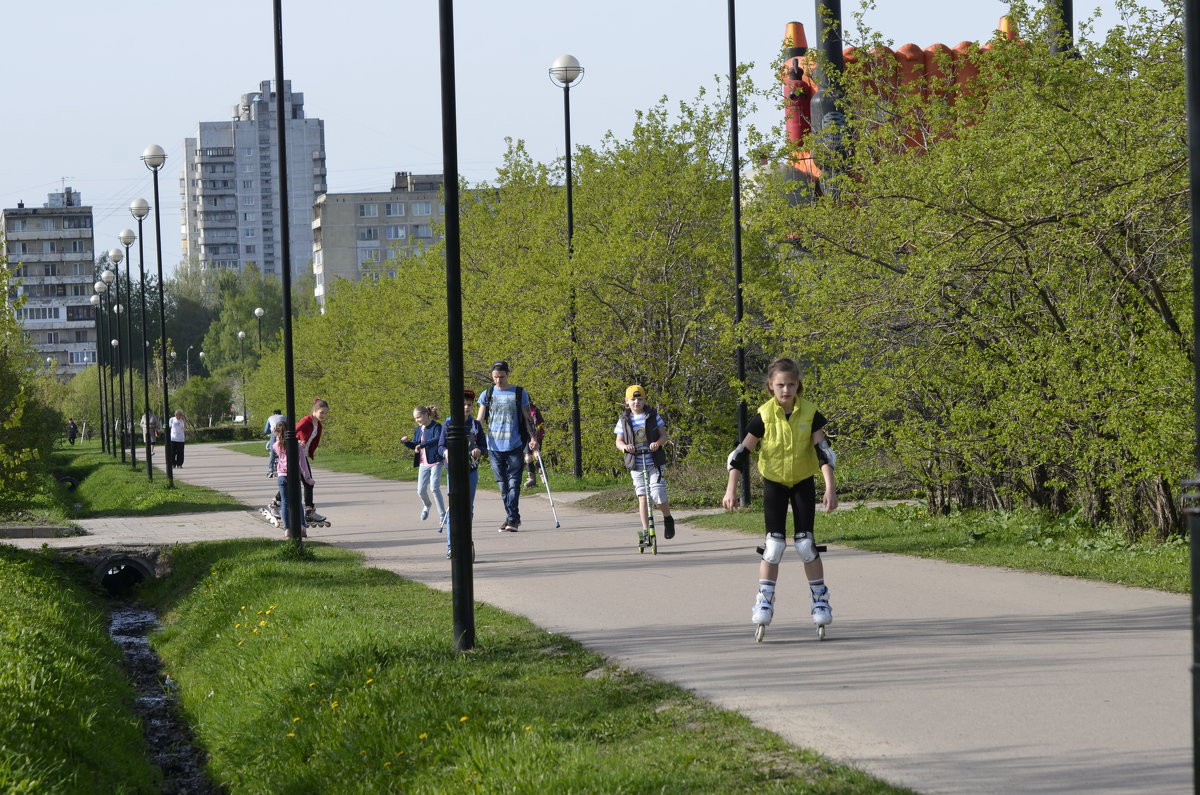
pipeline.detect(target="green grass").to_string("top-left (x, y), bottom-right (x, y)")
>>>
top-left (0, 545), bottom-right (160, 793)
top-left (1, 449), bottom-right (245, 528)
top-left (691, 503), bottom-right (1190, 594)
top-left (140, 540), bottom-right (910, 794)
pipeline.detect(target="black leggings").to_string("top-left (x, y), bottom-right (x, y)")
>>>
top-left (762, 477), bottom-right (816, 539)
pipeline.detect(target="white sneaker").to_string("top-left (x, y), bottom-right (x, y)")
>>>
top-left (751, 592), bottom-right (774, 626)
top-left (420, 506), bottom-right (430, 521)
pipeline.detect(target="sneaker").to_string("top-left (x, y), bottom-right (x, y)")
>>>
top-left (267, 471), bottom-right (276, 479)
top-left (663, 516), bottom-right (676, 540)
top-left (751, 591), bottom-right (775, 626)
top-left (445, 548), bottom-right (453, 559)
top-left (499, 521), bottom-right (509, 533)
top-left (304, 508), bottom-right (326, 523)
top-left (420, 506), bottom-right (430, 521)
top-left (524, 476), bottom-right (535, 488)
top-left (504, 520), bottom-right (520, 532)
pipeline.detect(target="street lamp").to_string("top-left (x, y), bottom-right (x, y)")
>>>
top-left (110, 337), bottom-right (123, 460)
top-left (130, 197), bottom-right (153, 480)
top-left (727, 0), bottom-right (750, 507)
top-left (91, 285), bottom-right (109, 454)
top-left (238, 330), bottom-right (247, 425)
top-left (118, 228), bottom-right (138, 468)
top-left (90, 292), bottom-right (107, 452)
top-left (186, 345), bottom-right (194, 381)
top-left (254, 307), bottom-right (264, 352)
top-left (549, 53), bottom-right (585, 479)
top-left (107, 251), bottom-right (129, 464)
top-left (143, 144), bottom-right (173, 487)
top-left (100, 268), bottom-right (118, 458)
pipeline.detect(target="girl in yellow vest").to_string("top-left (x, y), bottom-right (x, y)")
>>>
top-left (723, 357), bottom-right (838, 639)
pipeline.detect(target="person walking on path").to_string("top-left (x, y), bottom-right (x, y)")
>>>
top-left (523, 402), bottom-right (546, 489)
top-left (263, 408), bottom-right (285, 477)
top-left (66, 418), bottom-right (78, 445)
top-left (476, 360), bottom-right (538, 532)
top-left (168, 409), bottom-right (187, 468)
top-left (438, 390), bottom-right (486, 556)
top-left (723, 357), bottom-right (838, 636)
top-left (140, 411), bottom-right (160, 459)
top-left (402, 405), bottom-right (448, 526)
top-left (614, 385), bottom-right (676, 541)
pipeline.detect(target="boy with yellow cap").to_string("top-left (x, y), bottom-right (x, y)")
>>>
top-left (614, 384), bottom-right (676, 542)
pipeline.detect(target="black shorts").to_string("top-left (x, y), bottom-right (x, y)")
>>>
top-left (762, 477), bottom-right (816, 539)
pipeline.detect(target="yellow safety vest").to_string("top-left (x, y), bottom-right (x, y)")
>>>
top-left (756, 397), bottom-right (820, 487)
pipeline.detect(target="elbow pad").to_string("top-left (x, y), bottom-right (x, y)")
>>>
top-left (816, 440), bottom-right (837, 469)
top-left (726, 444), bottom-right (748, 472)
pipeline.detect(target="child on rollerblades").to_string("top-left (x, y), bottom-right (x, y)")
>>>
top-left (402, 405), bottom-right (447, 526)
top-left (272, 421), bottom-right (314, 536)
top-left (438, 390), bottom-right (486, 557)
top-left (614, 385), bottom-right (675, 542)
top-left (293, 398), bottom-right (330, 525)
top-left (722, 358), bottom-right (838, 641)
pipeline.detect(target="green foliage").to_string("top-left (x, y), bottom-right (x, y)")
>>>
top-left (173, 376), bottom-right (233, 431)
top-left (140, 539), bottom-right (908, 793)
top-left (746, 0), bottom-right (1189, 539)
top-left (0, 546), bottom-right (160, 791)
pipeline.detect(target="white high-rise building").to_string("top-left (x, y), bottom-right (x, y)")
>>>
top-left (180, 80), bottom-right (326, 278)
top-left (3, 188), bottom-right (97, 379)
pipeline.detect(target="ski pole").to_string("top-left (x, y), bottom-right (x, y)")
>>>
top-left (535, 451), bottom-right (560, 528)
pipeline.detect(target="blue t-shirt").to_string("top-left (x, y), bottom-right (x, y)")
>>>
top-left (479, 386), bottom-right (531, 452)
top-left (613, 411), bottom-right (666, 470)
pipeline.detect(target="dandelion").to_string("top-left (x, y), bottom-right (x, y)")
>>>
top-left (419, 733), bottom-right (428, 740)
top-left (524, 725), bottom-right (532, 731)
top-left (259, 620), bottom-right (267, 627)
top-left (308, 682), bottom-right (316, 688)
top-left (252, 628), bottom-right (259, 634)
top-left (287, 732), bottom-right (296, 738)
top-left (240, 605), bottom-right (246, 610)
top-left (366, 678), bottom-right (375, 685)
top-left (460, 716), bottom-right (469, 723)
top-left (237, 641), bottom-right (244, 646)
top-left (384, 762), bottom-right (392, 768)
top-left (235, 623), bottom-right (242, 628)
top-left (331, 701), bottom-right (340, 709)
top-left (293, 717), bottom-right (302, 723)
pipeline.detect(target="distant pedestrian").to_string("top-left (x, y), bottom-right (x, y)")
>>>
top-left (140, 411), bottom-right (160, 459)
top-left (614, 385), bottom-right (675, 542)
top-left (401, 405), bottom-right (447, 526)
top-left (66, 418), bottom-right (78, 445)
top-left (723, 357), bottom-right (838, 638)
top-left (438, 390), bottom-right (485, 557)
top-left (476, 360), bottom-right (538, 532)
top-left (264, 408), bottom-right (286, 477)
top-left (168, 409), bottom-right (186, 468)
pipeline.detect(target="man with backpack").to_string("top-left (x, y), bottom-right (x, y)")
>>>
top-left (476, 360), bottom-right (538, 532)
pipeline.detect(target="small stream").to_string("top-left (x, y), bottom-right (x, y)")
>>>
top-left (109, 605), bottom-right (218, 794)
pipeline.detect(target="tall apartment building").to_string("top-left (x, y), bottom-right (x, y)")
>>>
top-left (3, 188), bottom-right (97, 378)
top-left (180, 80), bottom-right (326, 278)
top-left (311, 172), bottom-right (444, 312)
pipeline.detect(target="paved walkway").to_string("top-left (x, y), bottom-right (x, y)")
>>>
top-left (10, 444), bottom-right (1191, 794)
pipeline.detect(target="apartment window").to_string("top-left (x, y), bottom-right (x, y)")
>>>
top-left (70, 283), bottom-right (88, 296)
top-left (68, 240), bottom-right (87, 253)
top-left (15, 242), bottom-right (31, 254)
top-left (46, 331), bottom-right (59, 344)
top-left (414, 224), bottom-right (434, 239)
top-left (224, 197), bottom-right (236, 207)
top-left (44, 263), bottom-right (58, 276)
top-left (243, 147), bottom-right (254, 156)
top-left (357, 248), bottom-right (382, 265)
top-left (44, 241), bottom-right (58, 253)
top-left (244, 228), bottom-right (256, 238)
top-left (385, 203), bottom-right (405, 217)
top-left (411, 202), bottom-right (432, 216)
top-left (8, 219), bottom-right (25, 231)
top-left (358, 204), bottom-right (379, 218)
top-left (17, 306), bottom-right (61, 321)
top-left (244, 245), bottom-right (256, 254)
top-left (64, 217), bottom-right (91, 229)
top-left (242, 196), bottom-right (255, 205)
top-left (243, 164), bottom-right (254, 173)
top-left (70, 351), bottom-right (96, 365)
top-left (386, 226), bottom-right (406, 240)
top-left (358, 228), bottom-right (379, 241)
top-left (75, 330), bottom-right (88, 343)
top-left (43, 219), bottom-right (54, 230)
top-left (67, 305), bottom-right (93, 322)
top-left (242, 180), bottom-right (253, 189)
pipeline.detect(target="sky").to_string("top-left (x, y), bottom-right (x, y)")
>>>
top-left (0, 0), bottom-right (1162, 278)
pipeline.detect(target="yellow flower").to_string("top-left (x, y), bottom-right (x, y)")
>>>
top-left (240, 605), bottom-right (246, 610)
top-left (269, 604), bottom-right (277, 610)
top-left (524, 725), bottom-right (532, 731)
top-left (460, 716), bottom-right (469, 722)
top-left (331, 701), bottom-right (340, 709)
top-left (308, 682), bottom-right (316, 687)
top-left (235, 623), bottom-right (241, 628)
top-left (419, 733), bottom-right (428, 740)
top-left (384, 762), bottom-right (392, 768)
top-left (365, 678), bottom-right (374, 685)
top-left (360, 750), bottom-right (367, 756)
top-left (259, 620), bottom-right (267, 627)
top-left (237, 640), bottom-right (244, 646)
top-left (286, 732), bottom-right (296, 738)
top-left (252, 628), bottom-right (259, 634)
top-left (293, 717), bottom-right (302, 723)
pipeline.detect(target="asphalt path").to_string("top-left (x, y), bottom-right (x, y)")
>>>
top-left (16, 443), bottom-right (1191, 794)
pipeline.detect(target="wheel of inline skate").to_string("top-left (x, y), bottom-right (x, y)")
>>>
top-left (817, 625), bottom-right (826, 641)
top-left (639, 544), bottom-right (645, 554)
top-left (755, 624), bottom-right (766, 643)
top-left (651, 536), bottom-right (658, 555)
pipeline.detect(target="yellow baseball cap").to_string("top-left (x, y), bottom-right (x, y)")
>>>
top-left (625, 384), bottom-right (645, 401)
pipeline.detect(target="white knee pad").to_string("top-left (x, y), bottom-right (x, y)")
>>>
top-left (795, 532), bottom-right (819, 563)
top-left (762, 534), bottom-right (787, 564)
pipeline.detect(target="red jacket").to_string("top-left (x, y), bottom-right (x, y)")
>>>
top-left (295, 414), bottom-right (323, 459)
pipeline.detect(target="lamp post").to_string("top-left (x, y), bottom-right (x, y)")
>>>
top-left (186, 345), bottom-right (194, 381)
top-left (238, 330), bottom-right (247, 425)
top-left (107, 251), bottom-right (128, 464)
top-left (549, 53), bottom-right (585, 479)
top-left (254, 307), bottom-right (264, 352)
top-left (728, 0), bottom-right (750, 507)
top-left (118, 228), bottom-right (137, 468)
top-left (91, 286), bottom-right (109, 453)
top-left (143, 144), bottom-right (173, 487)
top-left (130, 197), bottom-right (153, 480)
top-left (198, 350), bottom-right (205, 374)
top-left (89, 293), bottom-right (107, 452)
top-left (170, 350), bottom-right (177, 384)
top-left (101, 269), bottom-right (118, 459)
